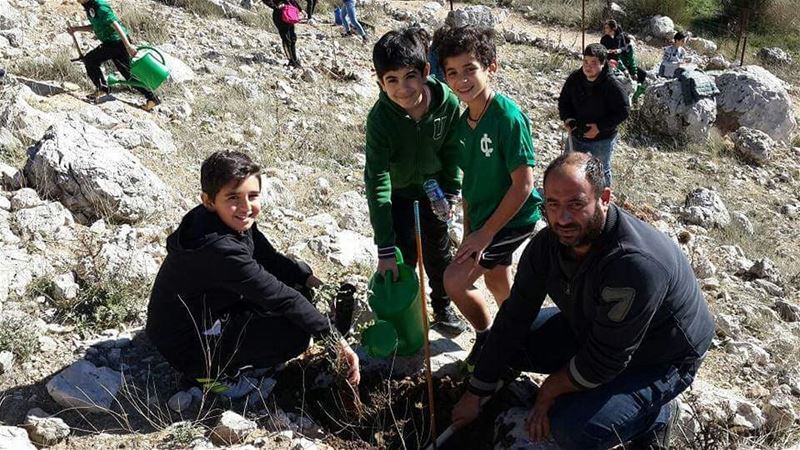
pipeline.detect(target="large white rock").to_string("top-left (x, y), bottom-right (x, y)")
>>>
top-left (210, 411), bottom-right (256, 445)
top-left (161, 50), bottom-right (196, 84)
top-left (11, 200), bottom-right (76, 243)
top-left (714, 66), bottom-right (796, 144)
top-left (78, 224), bottom-right (161, 285)
top-left (23, 408), bottom-right (70, 447)
top-left (0, 84), bottom-right (54, 144)
top-left (680, 188), bottom-right (730, 228)
top-left (641, 79), bottom-right (717, 142)
top-left (261, 177), bottom-right (296, 210)
top-left (683, 380), bottom-right (766, 431)
top-left (730, 127), bottom-right (775, 165)
top-left (758, 47), bottom-right (792, 66)
top-left (111, 119), bottom-right (178, 155)
top-left (46, 360), bottom-right (122, 414)
top-left (24, 120), bottom-right (173, 224)
top-left (648, 15), bottom-right (675, 40)
top-left (335, 190), bottom-right (369, 232)
top-left (687, 37), bottom-right (718, 56)
top-left (445, 6), bottom-right (496, 28)
top-left (0, 426), bottom-right (36, 450)
top-left (328, 230), bottom-right (377, 268)
top-left (0, 0), bottom-right (21, 30)
top-left (0, 245), bottom-right (51, 302)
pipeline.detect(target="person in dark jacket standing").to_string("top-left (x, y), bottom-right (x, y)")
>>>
top-left (68, 0), bottom-right (160, 111)
top-left (146, 151), bottom-right (359, 399)
top-left (263, 0), bottom-right (302, 68)
top-left (558, 44), bottom-right (629, 186)
top-left (451, 153), bottom-right (715, 450)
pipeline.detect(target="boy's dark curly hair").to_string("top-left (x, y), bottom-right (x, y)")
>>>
top-left (372, 26), bottom-right (431, 80)
top-left (432, 25), bottom-right (496, 69)
top-left (201, 151), bottom-right (261, 199)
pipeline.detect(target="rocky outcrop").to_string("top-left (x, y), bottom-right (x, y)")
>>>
top-left (641, 78), bottom-right (717, 142)
top-left (714, 66), bottom-right (796, 144)
top-left (681, 188), bottom-right (730, 228)
top-left (730, 127), bottom-right (775, 165)
top-left (24, 120), bottom-right (173, 224)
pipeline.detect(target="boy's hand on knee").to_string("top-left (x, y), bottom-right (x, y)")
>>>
top-left (455, 228), bottom-right (493, 265)
top-left (583, 123), bottom-right (599, 139)
top-left (377, 257), bottom-right (399, 281)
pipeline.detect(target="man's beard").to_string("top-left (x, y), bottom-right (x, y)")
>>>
top-left (552, 206), bottom-right (605, 248)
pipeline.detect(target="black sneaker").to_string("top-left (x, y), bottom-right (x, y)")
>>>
top-left (629, 398), bottom-right (680, 450)
top-left (432, 304), bottom-right (467, 336)
top-left (334, 283), bottom-right (356, 336)
top-left (465, 330), bottom-right (488, 374)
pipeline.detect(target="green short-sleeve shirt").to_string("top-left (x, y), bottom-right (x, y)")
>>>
top-left (458, 93), bottom-right (542, 232)
top-left (85, 0), bottom-right (127, 43)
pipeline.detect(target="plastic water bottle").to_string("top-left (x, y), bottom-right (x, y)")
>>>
top-left (423, 179), bottom-right (451, 223)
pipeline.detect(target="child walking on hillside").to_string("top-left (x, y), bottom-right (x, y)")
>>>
top-left (264, 0), bottom-right (303, 68)
top-left (68, 0), bottom-right (160, 111)
top-left (434, 25), bottom-right (543, 372)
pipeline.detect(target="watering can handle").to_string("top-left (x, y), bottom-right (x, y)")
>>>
top-left (135, 46), bottom-right (166, 65)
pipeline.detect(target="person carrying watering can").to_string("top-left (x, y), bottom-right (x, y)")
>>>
top-left (67, 0), bottom-right (160, 111)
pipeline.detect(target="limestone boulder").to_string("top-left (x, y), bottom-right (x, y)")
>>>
top-left (0, 426), bottom-right (36, 450)
top-left (445, 6), bottom-right (496, 28)
top-left (24, 120), bottom-right (173, 224)
top-left (730, 127), bottom-right (775, 165)
top-left (714, 66), bottom-right (796, 144)
top-left (46, 360), bottom-right (122, 414)
top-left (680, 188), bottom-right (730, 228)
top-left (758, 47), bottom-right (792, 66)
top-left (641, 78), bottom-right (717, 142)
top-left (648, 15), bottom-right (675, 40)
top-left (687, 37), bottom-right (717, 56)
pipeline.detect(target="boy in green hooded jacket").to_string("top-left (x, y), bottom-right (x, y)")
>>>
top-left (365, 26), bottom-right (466, 335)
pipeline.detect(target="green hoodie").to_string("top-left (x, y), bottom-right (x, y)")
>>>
top-left (364, 77), bottom-right (462, 250)
top-left (83, 0), bottom-right (127, 43)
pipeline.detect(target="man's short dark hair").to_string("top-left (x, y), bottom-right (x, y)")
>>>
top-left (583, 43), bottom-right (608, 63)
top-left (201, 151), bottom-right (262, 199)
top-left (432, 25), bottom-right (496, 69)
top-left (674, 31), bottom-right (686, 42)
top-left (373, 26), bottom-right (431, 80)
top-left (543, 153), bottom-right (607, 199)
top-left (604, 19), bottom-right (618, 31)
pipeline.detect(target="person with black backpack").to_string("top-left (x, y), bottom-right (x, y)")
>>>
top-left (263, 0), bottom-right (303, 68)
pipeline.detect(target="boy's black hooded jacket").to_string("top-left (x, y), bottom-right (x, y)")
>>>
top-left (558, 66), bottom-right (630, 141)
top-left (146, 205), bottom-right (331, 358)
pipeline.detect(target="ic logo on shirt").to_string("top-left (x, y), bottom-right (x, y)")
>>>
top-left (88, 7), bottom-right (96, 17)
top-left (480, 133), bottom-right (493, 157)
top-left (432, 116), bottom-right (445, 140)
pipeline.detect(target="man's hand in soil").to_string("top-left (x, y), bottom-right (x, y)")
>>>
top-left (377, 257), bottom-right (399, 282)
top-left (305, 274), bottom-right (323, 289)
top-left (452, 391), bottom-right (482, 429)
top-left (583, 123), bottom-right (600, 139)
top-left (338, 340), bottom-right (361, 385)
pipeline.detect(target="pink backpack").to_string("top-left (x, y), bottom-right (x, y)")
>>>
top-left (281, 4), bottom-right (301, 24)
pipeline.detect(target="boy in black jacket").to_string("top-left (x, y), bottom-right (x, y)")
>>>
top-left (558, 43), bottom-right (629, 187)
top-left (146, 151), bottom-right (359, 398)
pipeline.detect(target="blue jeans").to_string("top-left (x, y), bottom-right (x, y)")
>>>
top-left (509, 308), bottom-right (699, 450)
top-left (341, 0), bottom-right (365, 37)
top-left (567, 135), bottom-right (617, 186)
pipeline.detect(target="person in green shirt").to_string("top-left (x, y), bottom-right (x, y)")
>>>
top-left (67, 0), bottom-right (160, 111)
top-left (435, 25), bottom-right (543, 372)
top-left (364, 26), bottom-right (467, 335)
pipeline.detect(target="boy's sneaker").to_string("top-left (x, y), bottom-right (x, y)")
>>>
top-left (198, 375), bottom-right (259, 400)
top-left (334, 282), bottom-right (357, 336)
top-left (464, 330), bottom-right (488, 374)
top-left (629, 398), bottom-right (680, 450)
top-left (87, 89), bottom-right (108, 103)
top-left (432, 304), bottom-right (467, 336)
top-left (142, 98), bottom-right (160, 112)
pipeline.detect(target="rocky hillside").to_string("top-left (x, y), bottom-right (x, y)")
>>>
top-left (1, 0), bottom-right (800, 448)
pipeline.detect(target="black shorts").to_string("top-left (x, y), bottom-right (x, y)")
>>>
top-left (478, 223), bottom-right (537, 269)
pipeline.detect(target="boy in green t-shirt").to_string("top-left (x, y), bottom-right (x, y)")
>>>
top-left (364, 26), bottom-right (467, 335)
top-left (67, 0), bottom-right (160, 111)
top-left (434, 25), bottom-right (543, 371)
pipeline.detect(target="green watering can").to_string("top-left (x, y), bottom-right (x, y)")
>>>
top-left (107, 46), bottom-right (170, 91)
top-left (362, 250), bottom-right (425, 358)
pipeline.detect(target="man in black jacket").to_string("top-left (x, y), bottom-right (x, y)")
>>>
top-left (558, 44), bottom-right (629, 187)
top-left (451, 153), bottom-right (714, 450)
top-left (146, 151), bottom-right (359, 398)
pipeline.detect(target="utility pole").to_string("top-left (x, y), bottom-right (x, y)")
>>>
top-left (740, 7), bottom-right (750, 66)
top-left (581, 0), bottom-right (585, 51)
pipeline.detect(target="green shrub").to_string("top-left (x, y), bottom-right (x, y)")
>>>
top-left (10, 49), bottom-right (91, 87)
top-left (0, 313), bottom-right (39, 361)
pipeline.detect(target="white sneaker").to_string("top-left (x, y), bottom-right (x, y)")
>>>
top-left (202, 375), bottom-right (259, 400)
